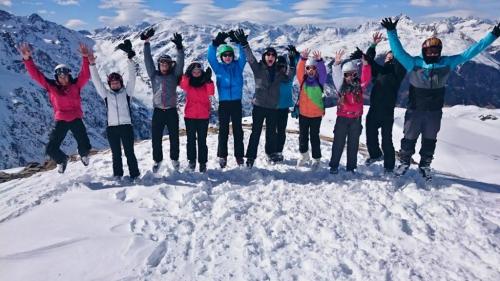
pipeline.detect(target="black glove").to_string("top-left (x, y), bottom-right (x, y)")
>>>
top-left (116, 39), bottom-right (135, 59)
top-left (286, 44), bottom-right (299, 61)
top-left (234, 29), bottom-right (248, 46)
top-left (349, 47), bottom-right (363, 60)
top-left (381, 17), bottom-right (399, 31)
top-left (213, 32), bottom-right (229, 47)
top-left (140, 28), bottom-right (155, 40)
top-left (171, 33), bottom-right (183, 49)
top-left (362, 53), bottom-right (374, 65)
top-left (492, 23), bottom-right (500, 37)
top-left (204, 67), bottom-right (212, 82)
top-left (228, 30), bottom-right (239, 43)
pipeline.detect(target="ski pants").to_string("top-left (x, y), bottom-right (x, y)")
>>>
top-left (152, 107), bottom-right (179, 163)
top-left (266, 108), bottom-right (289, 154)
top-left (329, 116), bottom-right (362, 170)
top-left (46, 118), bottom-right (91, 164)
top-left (107, 124), bottom-right (140, 178)
top-left (246, 105), bottom-right (278, 160)
top-left (399, 109), bottom-right (441, 167)
top-left (365, 107), bottom-right (396, 169)
top-left (185, 118), bottom-right (209, 164)
top-left (217, 100), bottom-right (245, 159)
top-left (299, 114), bottom-right (322, 159)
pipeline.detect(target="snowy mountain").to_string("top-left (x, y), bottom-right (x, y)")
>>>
top-left (1, 106), bottom-right (499, 280)
top-left (0, 10), bottom-right (499, 170)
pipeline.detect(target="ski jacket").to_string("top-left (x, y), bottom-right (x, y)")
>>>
top-left (180, 76), bottom-right (215, 119)
top-left (366, 45), bottom-right (407, 111)
top-left (24, 57), bottom-right (90, 122)
top-left (332, 63), bottom-right (371, 118)
top-left (297, 58), bottom-right (327, 118)
top-left (277, 56), bottom-right (299, 109)
top-left (90, 59), bottom-right (136, 126)
top-left (244, 45), bottom-right (295, 109)
top-left (144, 42), bottom-right (184, 109)
top-left (207, 43), bottom-right (246, 101)
top-left (387, 30), bottom-right (497, 111)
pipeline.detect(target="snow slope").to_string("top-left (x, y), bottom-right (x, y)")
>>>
top-left (1, 106), bottom-right (499, 281)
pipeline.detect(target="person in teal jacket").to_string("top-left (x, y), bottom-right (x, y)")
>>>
top-left (265, 45), bottom-right (299, 162)
top-left (381, 17), bottom-right (500, 179)
top-left (207, 29), bottom-right (247, 168)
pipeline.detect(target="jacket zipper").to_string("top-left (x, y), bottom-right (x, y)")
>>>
top-left (115, 94), bottom-right (120, 125)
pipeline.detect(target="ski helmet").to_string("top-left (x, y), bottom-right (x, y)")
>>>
top-left (305, 58), bottom-right (317, 68)
top-left (217, 44), bottom-right (234, 60)
top-left (54, 64), bottom-right (72, 81)
top-left (342, 61), bottom-right (358, 74)
top-left (422, 37), bottom-right (442, 64)
top-left (107, 72), bottom-right (123, 88)
top-left (157, 54), bottom-right (174, 73)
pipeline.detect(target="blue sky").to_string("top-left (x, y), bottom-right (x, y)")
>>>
top-left (2, 0), bottom-right (499, 30)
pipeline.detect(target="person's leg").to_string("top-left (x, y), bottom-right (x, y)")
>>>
top-left (309, 117), bottom-right (322, 160)
top-left (329, 117), bottom-right (348, 169)
top-left (365, 109), bottom-right (383, 159)
top-left (346, 117), bottom-right (363, 171)
top-left (264, 108), bottom-right (278, 157)
top-left (151, 108), bottom-right (166, 163)
top-left (231, 100), bottom-right (245, 159)
top-left (69, 119), bottom-right (92, 157)
top-left (165, 108), bottom-right (180, 161)
top-left (185, 118), bottom-right (197, 163)
top-left (106, 126), bottom-right (124, 177)
top-left (245, 106), bottom-right (266, 160)
top-left (298, 115), bottom-right (310, 154)
top-left (46, 121), bottom-right (70, 164)
top-left (381, 114), bottom-right (395, 170)
top-left (399, 110), bottom-right (422, 165)
top-left (120, 125), bottom-right (140, 178)
top-left (419, 110), bottom-right (442, 168)
top-left (217, 101), bottom-right (230, 159)
top-left (197, 119), bottom-right (209, 164)
top-left (275, 109), bottom-right (288, 153)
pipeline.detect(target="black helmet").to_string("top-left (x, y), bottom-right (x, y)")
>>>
top-left (107, 72), bottom-right (123, 88)
top-left (157, 54), bottom-right (175, 74)
top-left (422, 37), bottom-right (442, 64)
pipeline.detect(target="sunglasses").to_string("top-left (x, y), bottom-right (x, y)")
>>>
top-left (159, 59), bottom-right (173, 64)
top-left (305, 66), bottom-right (316, 71)
top-left (265, 52), bottom-right (277, 57)
top-left (424, 47), bottom-right (441, 56)
top-left (221, 52), bottom-right (233, 58)
top-left (344, 72), bottom-right (357, 78)
top-left (55, 68), bottom-right (71, 76)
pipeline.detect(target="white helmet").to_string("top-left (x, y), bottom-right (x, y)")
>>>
top-left (305, 57), bottom-right (317, 67)
top-left (342, 60), bottom-right (358, 74)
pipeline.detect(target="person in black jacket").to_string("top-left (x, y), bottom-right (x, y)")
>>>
top-left (353, 32), bottom-right (406, 172)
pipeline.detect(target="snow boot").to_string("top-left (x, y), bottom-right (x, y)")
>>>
top-left (236, 157), bottom-right (245, 167)
top-left (152, 161), bottom-right (162, 173)
top-left (199, 163), bottom-right (207, 173)
top-left (311, 158), bottom-right (321, 170)
top-left (219, 157), bottom-right (227, 169)
top-left (57, 157), bottom-right (68, 174)
top-left (297, 152), bottom-right (310, 167)
top-left (419, 166), bottom-right (432, 181)
top-left (171, 160), bottom-right (180, 171)
top-left (365, 156), bottom-right (383, 166)
top-left (189, 161), bottom-right (196, 171)
top-left (395, 163), bottom-right (410, 176)
top-left (81, 155), bottom-right (90, 166)
top-left (275, 152), bottom-right (284, 163)
top-left (329, 167), bottom-right (339, 175)
top-left (246, 158), bottom-right (255, 169)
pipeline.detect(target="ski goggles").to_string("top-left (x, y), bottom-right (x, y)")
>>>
top-left (305, 66), bottom-right (317, 71)
top-left (344, 72), bottom-right (357, 78)
top-left (158, 58), bottom-right (174, 64)
top-left (55, 67), bottom-right (71, 76)
top-left (424, 47), bottom-right (441, 56)
top-left (264, 52), bottom-right (277, 57)
top-left (221, 52), bottom-right (234, 58)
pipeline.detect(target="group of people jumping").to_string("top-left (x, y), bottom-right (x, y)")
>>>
top-left (18, 17), bottom-right (500, 181)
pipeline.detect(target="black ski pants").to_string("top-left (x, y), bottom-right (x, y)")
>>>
top-left (266, 108), bottom-right (289, 154)
top-left (185, 118), bottom-right (209, 164)
top-left (106, 124), bottom-right (140, 178)
top-left (365, 107), bottom-right (396, 169)
top-left (46, 118), bottom-right (91, 164)
top-left (152, 108), bottom-right (179, 163)
top-left (329, 116), bottom-right (362, 170)
top-left (299, 114), bottom-right (322, 159)
top-left (217, 100), bottom-right (245, 159)
top-left (246, 105), bottom-right (277, 160)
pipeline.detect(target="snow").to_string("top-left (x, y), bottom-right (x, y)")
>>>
top-left (1, 106), bottom-right (500, 280)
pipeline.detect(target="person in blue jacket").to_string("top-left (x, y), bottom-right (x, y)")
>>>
top-left (381, 17), bottom-right (500, 179)
top-left (265, 45), bottom-right (299, 162)
top-left (207, 29), bottom-right (247, 168)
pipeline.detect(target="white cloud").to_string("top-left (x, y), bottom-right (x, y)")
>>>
top-left (423, 9), bottom-right (484, 19)
top-left (38, 10), bottom-right (56, 15)
top-left (410, 0), bottom-right (458, 7)
top-left (292, 0), bottom-right (333, 16)
top-left (55, 0), bottom-right (79, 5)
top-left (98, 0), bottom-right (166, 27)
top-left (0, 0), bottom-right (12, 7)
top-left (65, 19), bottom-right (87, 29)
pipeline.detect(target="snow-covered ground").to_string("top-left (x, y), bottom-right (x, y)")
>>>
top-left (1, 105), bottom-right (499, 281)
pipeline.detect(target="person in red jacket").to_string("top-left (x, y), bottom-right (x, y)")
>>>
top-left (329, 49), bottom-right (372, 174)
top-left (179, 62), bottom-right (215, 173)
top-left (18, 42), bottom-right (92, 173)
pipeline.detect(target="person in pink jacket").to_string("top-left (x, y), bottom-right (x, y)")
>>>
top-left (18, 42), bottom-right (92, 174)
top-left (329, 50), bottom-right (372, 174)
top-left (179, 62), bottom-right (215, 172)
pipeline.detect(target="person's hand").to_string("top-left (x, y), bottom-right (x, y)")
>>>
top-left (140, 28), bottom-right (155, 42)
top-left (88, 50), bottom-right (97, 64)
top-left (171, 33), bottom-right (183, 49)
top-left (18, 42), bottom-right (32, 60)
top-left (228, 30), bottom-right (239, 43)
top-left (492, 22), bottom-right (500, 37)
top-left (381, 17), bottom-right (399, 31)
top-left (334, 49), bottom-right (345, 65)
top-left (213, 31), bottom-right (229, 47)
top-left (349, 47), bottom-right (363, 60)
top-left (372, 31), bottom-right (383, 44)
top-left (312, 50), bottom-right (321, 61)
top-left (79, 43), bottom-right (90, 57)
top-left (116, 39), bottom-right (135, 59)
top-left (234, 29), bottom-right (248, 46)
top-left (204, 67), bottom-right (212, 82)
top-left (300, 48), bottom-right (310, 59)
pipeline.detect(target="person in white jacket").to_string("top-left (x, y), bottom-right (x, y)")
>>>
top-left (89, 39), bottom-right (140, 180)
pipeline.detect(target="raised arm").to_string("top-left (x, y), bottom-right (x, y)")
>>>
top-left (171, 33), bottom-right (185, 77)
top-left (237, 44), bottom-right (247, 70)
top-left (143, 42), bottom-right (156, 79)
top-left (124, 59), bottom-right (136, 96)
top-left (19, 42), bottom-right (50, 91)
top-left (313, 51), bottom-right (327, 86)
top-left (360, 59), bottom-right (372, 91)
top-left (381, 17), bottom-right (416, 71)
top-left (179, 74), bottom-right (190, 91)
top-left (296, 57), bottom-right (305, 84)
top-left (76, 43), bottom-right (90, 89)
top-left (332, 50), bottom-right (344, 91)
top-left (88, 52), bottom-right (107, 99)
top-left (443, 31), bottom-right (498, 69)
top-left (207, 44), bottom-right (222, 73)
